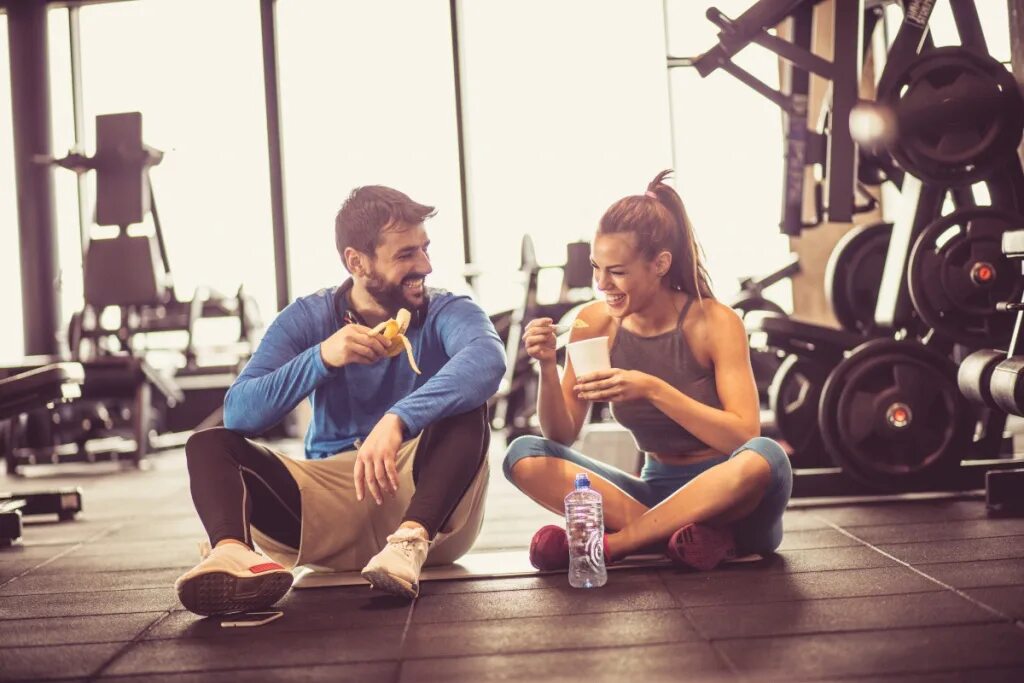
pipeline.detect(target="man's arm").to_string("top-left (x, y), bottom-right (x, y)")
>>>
top-left (387, 297), bottom-right (505, 436)
top-left (223, 300), bottom-right (332, 435)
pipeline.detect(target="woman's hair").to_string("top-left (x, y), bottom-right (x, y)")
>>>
top-left (598, 169), bottom-right (713, 299)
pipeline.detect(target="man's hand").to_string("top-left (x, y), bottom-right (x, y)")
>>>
top-left (353, 413), bottom-right (405, 504)
top-left (575, 368), bottom-right (656, 403)
top-left (320, 324), bottom-right (390, 369)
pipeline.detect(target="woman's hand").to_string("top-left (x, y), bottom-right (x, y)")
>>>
top-left (574, 369), bottom-right (656, 403)
top-left (522, 317), bottom-right (557, 365)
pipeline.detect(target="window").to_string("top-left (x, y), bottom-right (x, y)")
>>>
top-left (276, 0), bottom-right (466, 301)
top-left (0, 13), bottom-right (21, 360)
top-left (665, 0), bottom-right (792, 309)
top-left (457, 0), bottom-right (675, 314)
top-left (77, 0), bottom-right (276, 322)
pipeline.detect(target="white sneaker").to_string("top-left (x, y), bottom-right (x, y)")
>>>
top-left (174, 541), bottom-right (293, 616)
top-left (360, 527), bottom-right (431, 598)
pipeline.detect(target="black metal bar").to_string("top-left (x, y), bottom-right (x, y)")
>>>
top-left (750, 25), bottom-right (834, 79)
top-left (874, 176), bottom-right (946, 328)
top-left (146, 171), bottom-right (172, 280)
top-left (8, 1), bottom-right (62, 356)
top-left (1012, 0), bottom-right (1024, 165)
top-left (876, 0), bottom-right (935, 97)
top-left (68, 6), bottom-right (89, 263)
top-left (449, 0), bottom-right (473, 282)
top-left (663, 0), bottom-right (679, 176)
top-left (718, 59), bottom-right (795, 112)
top-left (780, 3), bottom-right (814, 235)
top-left (948, 0), bottom-right (988, 55)
top-left (824, 0), bottom-right (862, 224)
top-left (260, 0), bottom-right (290, 312)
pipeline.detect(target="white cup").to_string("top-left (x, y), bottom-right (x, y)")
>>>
top-left (567, 336), bottom-right (611, 378)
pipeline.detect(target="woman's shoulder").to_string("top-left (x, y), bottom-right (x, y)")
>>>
top-left (691, 297), bottom-right (745, 340)
top-left (570, 300), bottom-right (615, 340)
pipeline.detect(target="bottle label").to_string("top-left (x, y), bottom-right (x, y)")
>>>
top-left (585, 530), bottom-right (604, 567)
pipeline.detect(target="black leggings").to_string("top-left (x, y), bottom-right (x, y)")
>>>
top-left (184, 405), bottom-right (490, 548)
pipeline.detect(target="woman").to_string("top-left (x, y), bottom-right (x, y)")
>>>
top-left (503, 170), bottom-right (792, 571)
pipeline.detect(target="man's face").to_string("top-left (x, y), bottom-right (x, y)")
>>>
top-left (362, 222), bottom-right (433, 312)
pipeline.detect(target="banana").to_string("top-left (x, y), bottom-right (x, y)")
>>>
top-left (371, 308), bottom-right (421, 374)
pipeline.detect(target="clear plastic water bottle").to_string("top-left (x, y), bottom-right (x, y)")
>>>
top-left (565, 472), bottom-right (607, 588)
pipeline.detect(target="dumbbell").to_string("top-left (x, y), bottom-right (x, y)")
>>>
top-left (991, 357), bottom-right (1024, 416)
top-left (959, 349), bottom-right (1024, 417)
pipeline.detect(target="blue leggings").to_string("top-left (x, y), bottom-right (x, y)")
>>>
top-left (503, 435), bottom-right (793, 556)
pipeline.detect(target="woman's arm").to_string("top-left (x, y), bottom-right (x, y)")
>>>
top-left (531, 304), bottom-right (606, 445)
top-left (644, 302), bottom-right (760, 453)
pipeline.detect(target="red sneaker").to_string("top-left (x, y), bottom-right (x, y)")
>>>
top-left (529, 524), bottom-right (611, 570)
top-left (666, 523), bottom-right (736, 571)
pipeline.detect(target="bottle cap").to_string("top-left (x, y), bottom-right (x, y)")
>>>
top-left (574, 472), bottom-right (590, 490)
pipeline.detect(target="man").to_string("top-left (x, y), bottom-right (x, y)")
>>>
top-left (174, 185), bottom-right (505, 614)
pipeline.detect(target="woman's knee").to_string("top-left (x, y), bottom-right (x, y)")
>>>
top-left (502, 435), bottom-right (555, 483)
top-left (736, 437), bottom-right (790, 479)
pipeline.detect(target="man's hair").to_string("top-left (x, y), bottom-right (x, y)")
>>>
top-left (335, 186), bottom-right (436, 268)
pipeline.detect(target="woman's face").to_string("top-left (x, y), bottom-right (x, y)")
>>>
top-left (590, 232), bottom-right (664, 318)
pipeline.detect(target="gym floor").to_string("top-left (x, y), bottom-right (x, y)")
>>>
top-left (2, 435), bottom-right (1024, 682)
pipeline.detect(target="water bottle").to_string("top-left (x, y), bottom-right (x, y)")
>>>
top-left (565, 472), bottom-right (607, 588)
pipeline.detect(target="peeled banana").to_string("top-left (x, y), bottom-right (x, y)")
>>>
top-left (371, 308), bottom-right (421, 374)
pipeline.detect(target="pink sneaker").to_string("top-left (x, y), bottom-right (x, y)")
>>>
top-left (666, 523), bottom-right (737, 571)
top-left (529, 525), bottom-right (610, 570)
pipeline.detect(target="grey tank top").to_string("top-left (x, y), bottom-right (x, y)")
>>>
top-left (609, 297), bottom-right (722, 454)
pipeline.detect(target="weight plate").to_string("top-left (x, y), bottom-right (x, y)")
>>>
top-left (818, 339), bottom-right (972, 491)
top-left (768, 354), bottom-right (831, 468)
top-left (878, 47), bottom-right (1024, 186)
top-left (908, 207), bottom-right (1024, 347)
top-left (826, 222), bottom-right (893, 335)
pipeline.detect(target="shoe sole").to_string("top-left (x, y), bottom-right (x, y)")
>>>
top-left (176, 570), bottom-right (293, 616)
top-left (361, 567), bottom-right (418, 599)
top-left (667, 523), bottom-right (736, 571)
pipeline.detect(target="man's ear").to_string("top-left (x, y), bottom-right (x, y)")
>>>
top-left (344, 247), bottom-right (369, 276)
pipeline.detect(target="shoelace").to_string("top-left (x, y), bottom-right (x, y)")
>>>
top-left (393, 539), bottom-right (420, 561)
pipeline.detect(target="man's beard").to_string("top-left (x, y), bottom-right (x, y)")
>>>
top-left (364, 270), bottom-right (427, 314)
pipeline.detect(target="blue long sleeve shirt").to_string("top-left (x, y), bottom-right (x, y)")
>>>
top-left (223, 282), bottom-right (506, 459)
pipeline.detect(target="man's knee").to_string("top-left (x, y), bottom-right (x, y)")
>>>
top-left (185, 427), bottom-right (245, 463)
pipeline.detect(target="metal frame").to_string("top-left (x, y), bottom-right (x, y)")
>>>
top-left (259, 0), bottom-right (291, 312)
top-left (449, 0), bottom-right (474, 286)
top-left (668, 0), bottom-right (864, 231)
top-left (7, 0), bottom-right (62, 356)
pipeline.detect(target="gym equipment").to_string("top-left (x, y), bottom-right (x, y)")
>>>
top-left (39, 112), bottom-right (265, 455)
top-left (767, 354), bottom-right (830, 467)
top-left (818, 339), bottom-right (974, 491)
top-left (825, 222), bottom-right (892, 335)
top-left (0, 364), bottom-right (86, 545)
top-left (490, 235), bottom-right (594, 439)
top-left (957, 348), bottom-right (1004, 408)
top-left (985, 468), bottom-right (1024, 517)
top-left (675, 0), bottom-right (879, 232)
top-left (908, 208), bottom-right (1024, 347)
top-left (731, 257), bottom-right (798, 406)
top-left (2, 357), bottom-right (181, 475)
top-left (958, 229), bottom-right (1024, 417)
top-left (876, 47), bottom-right (1024, 187)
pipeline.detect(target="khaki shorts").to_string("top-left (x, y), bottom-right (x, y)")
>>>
top-left (252, 433), bottom-right (489, 572)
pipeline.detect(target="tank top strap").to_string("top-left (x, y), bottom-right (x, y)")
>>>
top-left (676, 295), bottom-right (696, 325)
